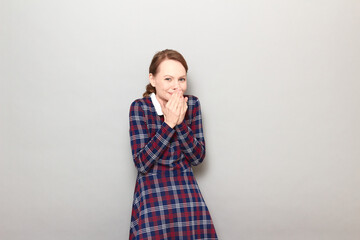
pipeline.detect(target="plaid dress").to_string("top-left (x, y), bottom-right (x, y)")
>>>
top-left (129, 94), bottom-right (218, 240)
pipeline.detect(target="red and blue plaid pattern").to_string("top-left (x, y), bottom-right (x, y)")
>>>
top-left (129, 95), bottom-right (218, 239)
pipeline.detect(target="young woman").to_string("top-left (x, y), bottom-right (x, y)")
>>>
top-left (129, 49), bottom-right (217, 239)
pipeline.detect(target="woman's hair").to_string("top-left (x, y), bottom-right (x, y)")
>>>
top-left (143, 49), bottom-right (188, 97)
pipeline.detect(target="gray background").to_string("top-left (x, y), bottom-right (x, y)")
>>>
top-left (1, 0), bottom-right (360, 239)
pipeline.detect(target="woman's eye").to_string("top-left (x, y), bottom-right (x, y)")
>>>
top-left (179, 78), bottom-right (186, 81)
top-left (165, 78), bottom-right (171, 81)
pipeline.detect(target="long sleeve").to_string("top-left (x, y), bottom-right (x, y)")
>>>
top-left (129, 100), bottom-right (175, 174)
top-left (175, 97), bottom-right (206, 166)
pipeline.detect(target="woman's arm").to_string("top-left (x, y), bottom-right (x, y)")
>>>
top-left (175, 97), bottom-right (206, 166)
top-left (129, 100), bottom-right (175, 174)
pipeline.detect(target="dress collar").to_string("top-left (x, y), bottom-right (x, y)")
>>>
top-left (150, 93), bottom-right (163, 116)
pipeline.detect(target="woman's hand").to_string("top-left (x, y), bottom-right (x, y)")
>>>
top-left (159, 90), bottom-right (182, 128)
top-left (177, 95), bottom-right (188, 125)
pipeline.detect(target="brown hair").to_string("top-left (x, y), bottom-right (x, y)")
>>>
top-left (143, 49), bottom-right (188, 97)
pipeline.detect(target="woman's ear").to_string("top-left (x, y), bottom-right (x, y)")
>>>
top-left (149, 73), bottom-right (156, 87)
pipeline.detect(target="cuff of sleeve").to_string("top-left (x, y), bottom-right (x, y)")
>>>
top-left (162, 121), bottom-right (176, 136)
top-left (175, 121), bottom-right (189, 136)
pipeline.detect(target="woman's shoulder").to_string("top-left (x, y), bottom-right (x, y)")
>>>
top-left (130, 96), bottom-right (151, 107)
top-left (184, 94), bottom-right (201, 107)
top-left (129, 96), bottom-right (153, 114)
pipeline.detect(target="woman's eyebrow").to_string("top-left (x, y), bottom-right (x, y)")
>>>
top-left (164, 74), bottom-right (186, 78)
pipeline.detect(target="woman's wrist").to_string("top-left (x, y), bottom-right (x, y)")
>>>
top-left (164, 120), bottom-right (176, 129)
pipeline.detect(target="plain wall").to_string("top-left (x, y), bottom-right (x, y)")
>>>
top-left (1, 0), bottom-right (360, 239)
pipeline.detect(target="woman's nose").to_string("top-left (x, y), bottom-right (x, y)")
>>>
top-left (173, 80), bottom-right (180, 89)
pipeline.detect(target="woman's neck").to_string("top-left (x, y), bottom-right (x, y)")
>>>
top-left (155, 94), bottom-right (167, 107)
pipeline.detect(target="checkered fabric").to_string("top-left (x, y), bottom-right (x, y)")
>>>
top-left (129, 95), bottom-right (218, 240)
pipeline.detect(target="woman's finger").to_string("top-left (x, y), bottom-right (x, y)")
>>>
top-left (166, 91), bottom-right (177, 109)
top-left (172, 91), bottom-right (181, 111)
top-left (181, 96), bottom-right (187, 113)
top-left (176, 94), bottom-right (183, 112)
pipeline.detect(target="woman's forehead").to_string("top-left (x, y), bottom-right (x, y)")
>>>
top-left (157, 59), bottom-right (186, 75)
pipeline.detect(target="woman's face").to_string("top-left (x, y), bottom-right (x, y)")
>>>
top-left (149, 59), bottom-right (187, 103)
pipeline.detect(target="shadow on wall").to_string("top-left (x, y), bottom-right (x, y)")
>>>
top-left (193, 158), bottom-right (209, 178)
